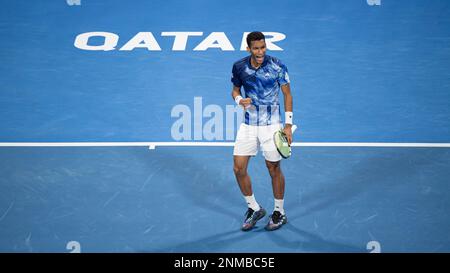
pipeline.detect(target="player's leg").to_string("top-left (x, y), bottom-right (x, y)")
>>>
top-left (265, 160), bottom-right (285, 201)
top-left (233, 124), bottom-right (266, 231)
top-left (260, 124), bottom-right (288, 231)
top-left (264, 159), bottom-right (288, 231)
top-left (233, 155), bottom-right (253, 196)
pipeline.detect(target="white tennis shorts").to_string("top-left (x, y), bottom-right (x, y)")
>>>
top-left (233, 123), bottom-right (282, 162)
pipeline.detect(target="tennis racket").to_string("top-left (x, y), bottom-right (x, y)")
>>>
top-left (273, 124), bottom-right (297, 159)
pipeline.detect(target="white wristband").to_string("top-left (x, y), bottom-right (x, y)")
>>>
top-left (235, 95), bottom-right (243, 106)
top-left (285, 112), bottom-right (293, 125)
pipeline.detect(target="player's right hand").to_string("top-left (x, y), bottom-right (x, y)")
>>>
top-left (239, 98), bottom-right (252, 108)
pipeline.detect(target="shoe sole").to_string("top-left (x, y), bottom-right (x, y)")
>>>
top-left (241, 209), bottom-right (266, 231)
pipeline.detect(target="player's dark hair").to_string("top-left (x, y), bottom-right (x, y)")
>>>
top-left (246, 31), bottom-right (265, 47)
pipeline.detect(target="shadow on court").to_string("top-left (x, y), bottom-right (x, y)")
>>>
top-left (147, 224), bottom-right (362, 252)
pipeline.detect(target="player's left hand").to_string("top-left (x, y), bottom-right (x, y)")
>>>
top-left (283, 124), bottom-right (293, 145)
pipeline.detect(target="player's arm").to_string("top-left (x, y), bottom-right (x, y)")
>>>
top-left (281, 83), bottom-right (293, 144)
top-left (232, 85), bottom-right (252, 108)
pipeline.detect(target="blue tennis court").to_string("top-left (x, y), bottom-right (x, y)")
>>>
top-left (0, 0), bottom-right (449, 252)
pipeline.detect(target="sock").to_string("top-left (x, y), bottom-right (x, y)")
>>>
top-left (274, 198), bottom-right (285, 215)
top-left (244, 194), bottom-right (261, 211)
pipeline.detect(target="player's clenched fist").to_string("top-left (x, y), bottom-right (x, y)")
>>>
top-left (239, 98), bottom-right (252, 108)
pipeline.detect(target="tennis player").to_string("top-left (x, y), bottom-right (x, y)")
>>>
top-left (231, 31), bottom-right (293, 231)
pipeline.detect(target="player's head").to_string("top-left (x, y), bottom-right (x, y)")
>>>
top-left (246, 31), bottom-right (266, 65)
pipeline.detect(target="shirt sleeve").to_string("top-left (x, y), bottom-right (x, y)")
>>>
top-left (277, 62), bottom-right (290, 86)
top-left (231, 64), bottom-right (242, 87)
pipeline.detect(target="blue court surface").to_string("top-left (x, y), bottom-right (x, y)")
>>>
top-left (1, 0), bottom-right (450, 252)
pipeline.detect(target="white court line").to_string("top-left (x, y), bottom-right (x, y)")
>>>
top-left (0, 142), bottom-right (449, 148)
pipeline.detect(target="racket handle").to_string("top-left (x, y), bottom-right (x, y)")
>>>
top-left (291, 124), bottom-right (297, 134)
